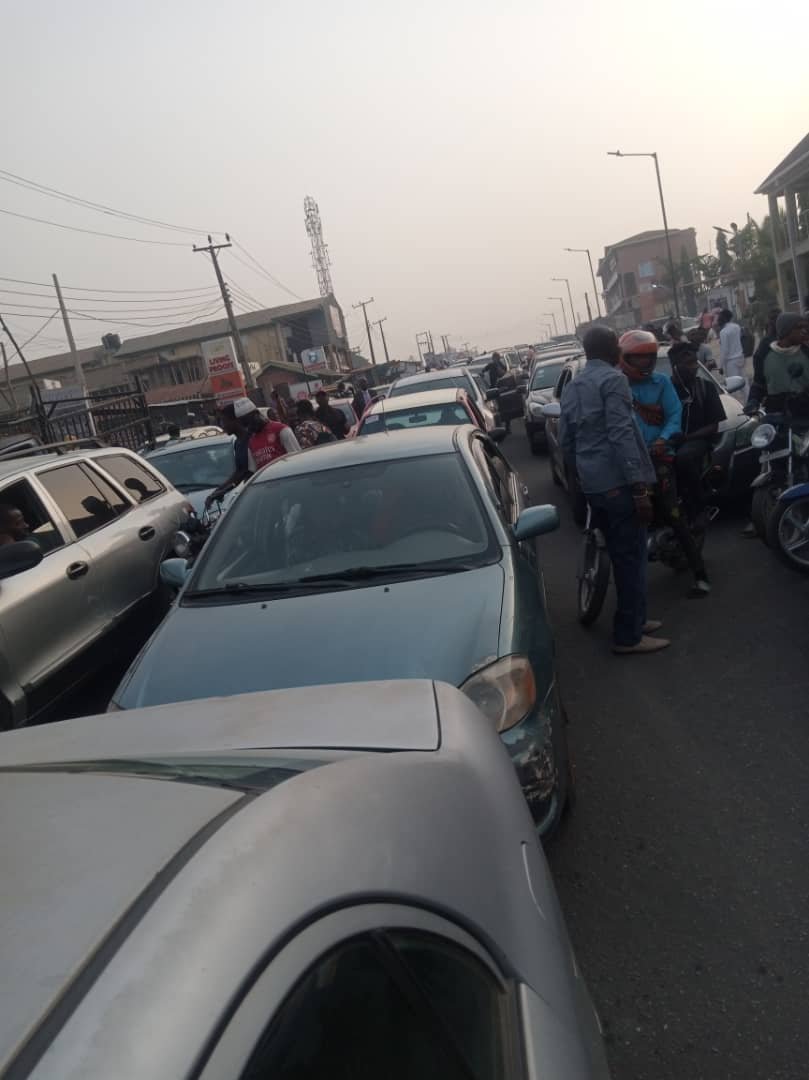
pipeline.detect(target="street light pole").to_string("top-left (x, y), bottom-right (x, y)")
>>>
top-left (547, 297), bottom-right (568, 334)
top-left (607, 150), bottom-right (681, 321)
top-left (542, 311), bottom-right (558, 337)
top-left (564, 247), bottom-right (602, 317)
top-left (552, 277), bottom-right (576, 333)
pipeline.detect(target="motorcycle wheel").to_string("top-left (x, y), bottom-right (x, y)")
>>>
top-left (578, 528), bottom-right (611, 626)
top-left (751, 487), bottom-right (777, 543)
top-left (766, 495), bottom-right (809, 574)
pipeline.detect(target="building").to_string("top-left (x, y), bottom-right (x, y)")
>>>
top-left (1, 295), bottom-right (352, 418)
top-left (755, 132), bottom-right (809, 312)
top-left (597, 228), bottom-right (698, 329)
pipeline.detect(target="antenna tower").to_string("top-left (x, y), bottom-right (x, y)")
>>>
top-left (304, 196), bottom-right (334, 297)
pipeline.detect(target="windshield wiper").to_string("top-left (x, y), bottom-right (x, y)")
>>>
top-left (299, 562), bottom-right (480, 583)
top-left (186, 578), bottom-right (352, 598)
top-left (177, 482), bottom-right (221, 492)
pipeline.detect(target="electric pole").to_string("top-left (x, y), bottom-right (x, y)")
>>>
top-left (353, 298), bottom-right (377, 364)
top-left (193, 234), bottom-right (254, 387)
top-left (372, 317), bottom-right (390, 364)
top-left (52, 273), bottom-right (95, 434)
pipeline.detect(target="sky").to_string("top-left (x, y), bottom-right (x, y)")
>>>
top-left (3, 0), bottom-right (808, 367)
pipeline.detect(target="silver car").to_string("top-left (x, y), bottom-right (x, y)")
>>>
top-left (388, 366), bottom-right (498, 431)
top-left (0, 680), bottom-right (610, 1079)
top-left (0, 445), bottom-right (187, 727)
top-left (144, 434), bottom-right (240, 516)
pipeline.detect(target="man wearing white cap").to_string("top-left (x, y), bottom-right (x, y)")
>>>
top-left (232, 396), bottom-right (300, 468)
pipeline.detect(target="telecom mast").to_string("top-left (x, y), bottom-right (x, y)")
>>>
top-left (304, 196), bottom-right (334, 297)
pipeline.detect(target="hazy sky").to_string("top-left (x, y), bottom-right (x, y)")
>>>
top-left (3, 0), bottom-right (808, 365)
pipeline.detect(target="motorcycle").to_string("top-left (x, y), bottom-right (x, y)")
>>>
top-left (749, 414), bottom-right (809, 541)
top-left (166, 501), bottom-right (222, 577)
top-left (767, 480), bottom-right (809, 573)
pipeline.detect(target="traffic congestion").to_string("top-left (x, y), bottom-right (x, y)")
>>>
top-left (2, 307), bottom-right (809, 1077)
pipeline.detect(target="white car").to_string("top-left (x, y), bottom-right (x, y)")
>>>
top-left (357, 388), bottom-right (488, 436)
top-left (388, 367), bottom-right (498, 431)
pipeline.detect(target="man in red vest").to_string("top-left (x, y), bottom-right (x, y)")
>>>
top-left (232, 397), bottom-right (300, 469)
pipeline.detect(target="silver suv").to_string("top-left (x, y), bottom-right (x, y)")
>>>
top-left (0, 445), bottom-right (187, 727)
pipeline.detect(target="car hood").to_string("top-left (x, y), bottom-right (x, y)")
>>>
top-left (179, 486), bottom-right (239, 517)
top-left (114, 563), bottom-right (506, 709)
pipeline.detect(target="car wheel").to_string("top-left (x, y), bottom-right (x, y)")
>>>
top-left (766, 495), bottom-right (809, 574)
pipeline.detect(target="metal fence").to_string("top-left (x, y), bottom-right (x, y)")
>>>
top-left (0, 383), bottom-right (154, 452)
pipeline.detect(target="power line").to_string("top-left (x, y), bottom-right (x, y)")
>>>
top-left (231, 240), bottom-right (302, 300)
top-left (68, 299), bottom-right (225, 328)
top-left (19, 310), bottom-right (59, 350)
top-left (0, 274), bottom-right (220, 295)
top-left (0, 168), bottom-right (221, 236)
top-left (0, 285), bottom-right (218, 305)
top-left (0, 206), bottom-right (191, 246)
top-left (0, 297), bottom-right (226, 319)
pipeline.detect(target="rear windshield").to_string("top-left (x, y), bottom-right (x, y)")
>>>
top-left (361, 403), bottom-right (469, 433)
top-left (390, 377), bottom-right (464, 397)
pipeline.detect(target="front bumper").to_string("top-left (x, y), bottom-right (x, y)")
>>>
top-left (500, 681), bottom-right (562, 836)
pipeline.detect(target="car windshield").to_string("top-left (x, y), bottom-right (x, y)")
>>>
top-left (188, 453), bottom-right (496, 594)
top-left (146, 442), bottom-right (234, 492)
top-left (530, 362), bottom-right (565, 390)
top-left (390, 376), bottom-right (465, 397)
top-left (361, 403), bottom-right (469, 433)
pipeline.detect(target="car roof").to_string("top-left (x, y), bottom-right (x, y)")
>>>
top-left (144, 434), bottom-right (234, 458)
top-left (252, 425), bottom-right (469, 481)
top-left (392, 368), bottom-right (473, 388)
top-left (0, 681), bottom-right (540, 1078)
top-left (365, 388), bottom-right (465, 413)
top-left (0, 445), bottom-right (141, 484)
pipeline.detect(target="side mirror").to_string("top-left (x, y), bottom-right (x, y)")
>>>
top-left (485, 388), bottom-right (501, 401)
top-left (542, 402), bottom-right (562, 419)
top-left (0, 540), bottom-right (43, 580)
top-left (160, 557), bottom-right (191, 589)
top-left (488, 427), bottom-right (508, 443)
top-left (725, 375), bottom-right (746, 393)
top-left (513, 505), bottom-right (560, 542)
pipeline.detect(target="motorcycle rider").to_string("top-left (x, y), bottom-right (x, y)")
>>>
top-left (668, 341), bottom-right (726, 526)
top-left (745, 313), bottom-right (809, 416)
top-left (619, 330), bottom-right (711, 598)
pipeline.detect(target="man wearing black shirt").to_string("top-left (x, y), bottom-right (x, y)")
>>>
top-left (315, 389), bottom-right (348, 439)
top-left (668, 342), bottom-right (726, 523)
top-left (205, 400), bottom-right (253, 508)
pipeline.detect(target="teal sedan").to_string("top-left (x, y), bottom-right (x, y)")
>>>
top-left (112, 427), bottom-right (572, 836)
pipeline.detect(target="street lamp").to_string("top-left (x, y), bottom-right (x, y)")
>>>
top-left (607, 150), bottom-right (681, 322)
top-left (542, 311), bottom-right (558, 337)
top-left (547, 297), bottom-right (568, 335)
top-left (551, 277), bottom-right (576, 332)
top-left (564, 247), bottom-right (603, 317)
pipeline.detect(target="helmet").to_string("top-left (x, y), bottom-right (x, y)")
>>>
top-left (619, 330), bottom-right (659, 355)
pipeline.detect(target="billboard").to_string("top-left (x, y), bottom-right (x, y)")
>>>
top-left (302, 346), bottom-right (327, 372)
top-left (201, 337), bottom-right (245, 403)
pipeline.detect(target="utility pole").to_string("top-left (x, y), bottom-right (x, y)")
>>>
top-left (416, 332), bottom-right (431, 366)
top-left (372, 317), bottom-right (390, 364)
top-left (584, 292), bottom-right (593, 322)
top-left (52, 274), bottom-right (96, 433)
top-left (1, 342), bottom-right (17, 410)
top-left (193, 234), bottom-right (254, 387)
top-left (353, 298), bottom-right (377, 364)
top-left (0, 313), bottom-right (46, 437)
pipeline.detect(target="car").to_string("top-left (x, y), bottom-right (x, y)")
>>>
top-left (144, 433), bottom-right (239, 516)
top-left (388, 367), bottom-right (498, 432)
top-left (113, 426), bottom-right (572, 836)
top-left (333, 397), bottom-right (360, 437)
top-left (524, 357), bottom-right (574, 454)
top-left (143, 425), bottom-right (223, 452)
top-left (544, 349), bottom-right (760, 524)
top-left (0, 444), bottom-right (188, 728)
top-left (0, 680), bottom-right (610, 1079)
top-left (357, 388), bottom-right (487, 435)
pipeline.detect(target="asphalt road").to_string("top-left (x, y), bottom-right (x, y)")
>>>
top-left (504, 423), bottom-right (809, 1080)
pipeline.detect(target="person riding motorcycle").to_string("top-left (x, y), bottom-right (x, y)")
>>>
top-left (619, 330), bottom-right (711, 598)
top-left (745, 313), bottom-right (809, 417)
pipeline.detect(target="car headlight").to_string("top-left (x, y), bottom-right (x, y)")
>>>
top-left (751, 423), bottom-right (776, 449)
top-left (461, 655), bottom-right (536, 733)
top-left (173, 530), bottom-right (192, 558)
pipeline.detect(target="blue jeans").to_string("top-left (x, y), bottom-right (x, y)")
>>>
top-left (588, 487), bottom-right (647, 646)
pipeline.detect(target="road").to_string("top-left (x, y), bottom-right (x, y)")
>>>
top-left (505, 422), bottom-right (809, 1080)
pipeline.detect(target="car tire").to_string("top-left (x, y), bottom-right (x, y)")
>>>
top-left (751, 487), bottom-right (777, 543)
top-left (766, 495), bottom-right (809, 574)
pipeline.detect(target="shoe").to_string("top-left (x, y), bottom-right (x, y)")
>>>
top-left (741, 522), bottom-right (757, 538)
top-left (643, 619), bottom-right (663, 633)
top-left (688, 578), bottom-right (711, 599)
top-left (613, 635), bottom-right (671, 655)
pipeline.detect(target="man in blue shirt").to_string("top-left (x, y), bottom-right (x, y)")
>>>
top-left (560, 327), bottom-right (669, 654)
top-left (619, 330), bottom-right (710, 597)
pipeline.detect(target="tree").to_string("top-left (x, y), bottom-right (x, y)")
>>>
top-left (716, 230), bottom-right (733, 272)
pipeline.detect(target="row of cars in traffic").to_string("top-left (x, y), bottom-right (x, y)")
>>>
top-left (0, 358), bottom-right (613, 1077)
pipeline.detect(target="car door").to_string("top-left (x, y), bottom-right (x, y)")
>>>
top-left (0, 475), bottom-right (96, 720)
top-left (35, 460), bottom-right (149, 626)
top-left (545, 366), bottom-right (572, 468)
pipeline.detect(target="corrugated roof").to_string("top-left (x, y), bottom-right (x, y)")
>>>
top-left (755, 131), bottom-right (809, 195)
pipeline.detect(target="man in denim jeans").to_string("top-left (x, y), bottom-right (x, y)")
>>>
top-left (559, 326), bottom-right (670, 654)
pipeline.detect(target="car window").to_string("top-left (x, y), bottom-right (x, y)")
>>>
top-left (470, 440), bottom-right (515, 523)
top-left (98, 454), bottom-right (165, 502)
top-left (361, 403), bottom-right (470, 434)
top-left (241, 932), bottom-right (507, 1080)
top-left (38, 462), bottom-right (127, 539)
top-left (189, 453), bottom-right (497, 592)
top-left (0, 477), bottom-right (64, 554)
top-left (530, 362), bottom-right (565, 391)
top-left (144, 443), bottom-right (234, 493)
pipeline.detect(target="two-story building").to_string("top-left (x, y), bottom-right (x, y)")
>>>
top-left (597, 228), bottom-right (697, 329)
top-left (756, 131), bottom-right (809, 313)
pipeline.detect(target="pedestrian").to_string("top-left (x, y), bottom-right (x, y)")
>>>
top-left (717, 309), bottom-right (747, 401)
top-left (352, 378), bottom-right (372, 419)
top-left (232, 396), bottom-right (300, 469)
top-left (483, 352), bottom-right (506, 388)
top-left (699, 307), bottom-right (714, 332)
top-left (315, 389), bottom-right (349, 439)
top-left (270, 388), bottom-right (290, 424)
top-left (205, 400), bottom-right (255, 509)
top-left (166, 423), bottom-right (181, 441)
top-left (687, 327), bottom-right (716, 371)
top-left (293, 399), bottom-right (337, 448)
top-left (669, 341), bottom-right (726, 526)
top-left (559, 326), bottom-right (669, 654)
top-left (665, 321), bottom-right (683, 344)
